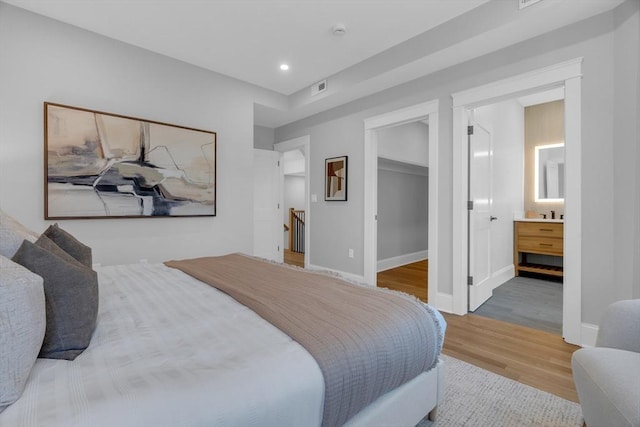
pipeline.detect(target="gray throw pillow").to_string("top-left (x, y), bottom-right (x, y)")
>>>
top-left (43, 224), bottom-right (92, 268)
top-left (35, 234), bottom-right (81, 266)
top-left (12, 240), bottom-right (98, 361)
top-left (0, 255), bottom-right (46, 413)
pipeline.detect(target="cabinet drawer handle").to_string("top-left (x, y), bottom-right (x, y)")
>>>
top-left (539, 228), bottom-right (554, 232)
top-left (539, 243), bottom-right (553, 247)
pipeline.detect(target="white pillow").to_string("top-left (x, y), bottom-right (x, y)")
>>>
top-left (0, 255), bottom-right (46, 413)
top-left (0, 209), bottom-right (38, 258)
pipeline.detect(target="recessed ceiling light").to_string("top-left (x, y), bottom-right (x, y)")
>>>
top-left (280, 64), bottom-right (289, 71)
top-left (332, 23), bottom-right (347, 36)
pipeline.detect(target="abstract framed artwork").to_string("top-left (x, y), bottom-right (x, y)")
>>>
top-left (44, 102), bottom-right (216, 219)
top-left (325, 156), bottom-right (347, 201)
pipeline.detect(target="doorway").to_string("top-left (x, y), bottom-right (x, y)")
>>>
top-left (452, 58), bottom-right (583, 345)
top-left (376, 121), bottom-right (430, 301)
top-left (275, 136), bottom-right (311, 269)
top-left (363, 100), bottom-right (439, 305)
top-left (468, 92), bottom-right (566, 335)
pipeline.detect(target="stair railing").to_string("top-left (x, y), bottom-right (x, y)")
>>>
top-left (288, 208), bottom-right (305, 254)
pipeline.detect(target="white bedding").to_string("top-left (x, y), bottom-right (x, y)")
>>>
top-left (0, 263), bottom-right (325, 427)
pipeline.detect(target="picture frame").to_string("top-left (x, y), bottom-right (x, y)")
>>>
top-left (44, 102), bottom-right (216, 219)
top-left (325, 156), bottom-right (348, 201)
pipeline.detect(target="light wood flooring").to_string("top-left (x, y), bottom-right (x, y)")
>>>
top-left (378, 261), bottom-right (580, 403)
top-left (443, 312), bottom-right (579, 402)
top-left (377, 260), bottom-right (428, 302)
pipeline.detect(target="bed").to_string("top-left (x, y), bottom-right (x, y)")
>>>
top-left (0, 216), bottom-right (445, 427)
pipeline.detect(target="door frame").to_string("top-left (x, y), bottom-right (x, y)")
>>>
top-left (451, 58), bottom-right (583, 345)
top-left (363, 100), bottom-right (439, 306)
top-left (274, 135), bottom-right (311, 268)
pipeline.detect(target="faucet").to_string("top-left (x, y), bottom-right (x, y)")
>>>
top-left (550, 210), bottom-right (556, 219)
top-left (541, 213), bottom-right (547, 219)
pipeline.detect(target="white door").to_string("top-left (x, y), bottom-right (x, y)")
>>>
top-left (468, 122), bottom-right (494, 311)
top-left (253, 149), bottom-right (283, 263)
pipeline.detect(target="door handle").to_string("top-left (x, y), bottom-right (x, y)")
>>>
top-left (490, 216), bottom-right (498, 221)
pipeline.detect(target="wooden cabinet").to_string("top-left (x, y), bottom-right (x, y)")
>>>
top-left (514, 220), bottom-right (563, 277)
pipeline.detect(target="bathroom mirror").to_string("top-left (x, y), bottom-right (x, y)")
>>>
top-left (535, 143), bottom-right (565, 202)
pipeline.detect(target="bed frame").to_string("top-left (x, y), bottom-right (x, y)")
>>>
top-left (346, 360), bottom-right (443, 426)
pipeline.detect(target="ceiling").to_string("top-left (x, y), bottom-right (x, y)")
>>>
top-left (3, 0), bottom-right (626, 127)
top-left (2, 0), bottom-right (490, 95)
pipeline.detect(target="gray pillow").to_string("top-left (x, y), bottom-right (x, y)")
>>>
top-left (0, 255), bottom-right (45, 413)
top-left (43, 224), bottom-right (92, 268)
top-left (0, 209), bottom-right (38, 259)
top-left (12, 240), bottom-right (98, 361)
top-left (35, 234), bottom-right (80, 266)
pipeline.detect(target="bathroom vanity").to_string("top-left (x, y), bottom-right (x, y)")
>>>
top-left (514, 219), bottom-right (564, 277)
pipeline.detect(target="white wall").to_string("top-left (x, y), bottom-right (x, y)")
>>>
top-left (377, 160), bottom-right (428, 261)
top-left (473, 100), bottom-right (524, 279)
top-left (377, 122), bottom-right (429, 166)
top-left (283, 175), bottom-right (305, 250)
top-left (0, 3), bottom-right (286, 265)
top-left (275, 2), bottom-right (640, 324)
top-left (282, 149), bottom-right (305, 175)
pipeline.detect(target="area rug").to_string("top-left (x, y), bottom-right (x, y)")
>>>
top-left (417, 355), bottom-right (583, 427)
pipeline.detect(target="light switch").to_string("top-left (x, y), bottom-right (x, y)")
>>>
top-left (311, 194), bottom-right (318, 202)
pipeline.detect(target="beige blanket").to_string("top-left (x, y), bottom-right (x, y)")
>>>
top-left (165, 254), bottom-right (441, 427)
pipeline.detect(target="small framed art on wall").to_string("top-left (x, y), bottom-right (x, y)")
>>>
top-left (325, 156), bottom-right (347, 201)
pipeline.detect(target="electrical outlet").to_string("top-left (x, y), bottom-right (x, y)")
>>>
top-left (348, 249), bottom-right (354, 258)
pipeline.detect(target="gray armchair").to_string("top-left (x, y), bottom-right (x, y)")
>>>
top-left (572, 299), bottom-right (640, 427)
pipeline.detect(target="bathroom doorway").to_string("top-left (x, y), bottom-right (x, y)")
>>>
top-left (470, 91), bottom-right (566, 335)
top-left (451, 59), bottom-right (583, 345)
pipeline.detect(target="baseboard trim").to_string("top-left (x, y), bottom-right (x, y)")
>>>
top-left (434, 292), bottom-right (454, 313)
top-left (492, 265), bottom-right (515, 287)
top-left (580, 323), bottom-right (599, 347)
top-left (377, 250), bottom-right (428, 272)
top-left (306, 263), bottom-right (367, 284)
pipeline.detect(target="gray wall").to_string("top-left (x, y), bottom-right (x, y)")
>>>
top-left (254, 125), bottom-right (275, 150)
top-left (613, 1), bottom-right (640, 301)
top-left (0, 3), bottom-right (286, 265)
top-left (377, 162), bottom-right (428, 260)
top-left (636, 0), bottom-right (640, 300)
top-left (275, 2), bottom-right (640, 324)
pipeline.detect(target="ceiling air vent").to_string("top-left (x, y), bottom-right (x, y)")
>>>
top-left (519, 0), bottom-right (543, 10)
top-left (311, 79), bottom-right (327, 96)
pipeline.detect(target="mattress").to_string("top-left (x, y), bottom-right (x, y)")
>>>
top-left (0, 263), bottom-right (324, 427)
